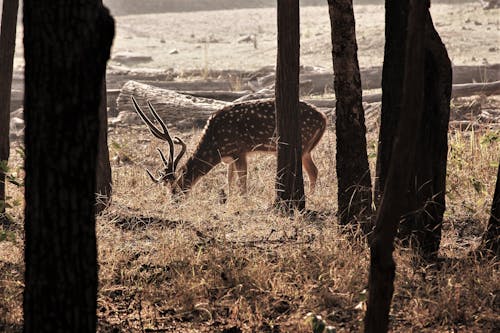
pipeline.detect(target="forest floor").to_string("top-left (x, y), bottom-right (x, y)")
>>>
top-left (2, 1), bottom-right (500, 332)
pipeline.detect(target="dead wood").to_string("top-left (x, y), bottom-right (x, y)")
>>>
top-left (303, 93), bottom-right (382, 108)
top-left (175, 90), bottom-right (252, 101)
top-left (116, 80), bottom-right (500, 128)
top-left (117, 80), bottom-right (229, 127)
top-left (256, 64), bottom-right (500, 93)
top-left (10, 64), bottom-right (499, 112)
top-left (450, 80), bottom-right (500, 97)
top-left (13, 79), bottom-right (500, 120)
top-left (137, 79), bottom-right (235, 91)
top-left (304, 81), bottom-right (500, 108)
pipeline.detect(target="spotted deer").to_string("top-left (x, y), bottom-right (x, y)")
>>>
top-left (132, 96), bottom-right (327, 197)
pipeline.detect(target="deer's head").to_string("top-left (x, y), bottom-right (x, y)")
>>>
top-left (132, 97), bottom-right (188, 195)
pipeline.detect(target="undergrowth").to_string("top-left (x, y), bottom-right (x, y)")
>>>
top-left (0, 104), bottom-right (498, 332)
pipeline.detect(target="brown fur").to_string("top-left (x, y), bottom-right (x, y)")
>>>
top-left (173, 99), bottom-right (327, 195)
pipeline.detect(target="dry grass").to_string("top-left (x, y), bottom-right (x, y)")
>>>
top-left (1, 97), bottom-right (499, 332)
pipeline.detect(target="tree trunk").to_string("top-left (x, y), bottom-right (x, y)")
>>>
top-left (374, 0), bottom-right (450, 259)
top-left (274, 0), bottom-right (304, 212)
top-left (479, 163), bottom-right (500, 256)
top-left (95, 0), bottom-right (112, 214)
top-left (0, 0), bottom-right (19, 225)
top-left (398, 10), bottom-right (452, 259)
top-left (328, 0), bottom-right (372, 229)
top-left (374, 0), bottom-right (409, 206)
top-left (95, 77), bottom-right (112, 213)
top-left (23, 1), bottom-right (114, 332)
top-left (364, 0), bottom-right (426, 332)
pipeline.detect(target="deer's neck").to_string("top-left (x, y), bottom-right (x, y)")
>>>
top-left (174, 151), bottom-right (221, 193)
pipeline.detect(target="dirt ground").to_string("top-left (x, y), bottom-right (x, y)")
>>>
top-left (12, 2), bottom-right (500, 72)
top-left (102, 3), bottom-right (500, 71)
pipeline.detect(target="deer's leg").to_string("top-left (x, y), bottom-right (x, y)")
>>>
top-left (233, 154), bottom-right (248, 194)
top-left (223, 157), bottom-right (237, 195)
top-left (302, 152), bottom-right (318, 193)
top-left (227, 163), bottom-right (235, 192)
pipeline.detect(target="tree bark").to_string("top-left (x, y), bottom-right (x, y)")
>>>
top-left (0, 0), bottom-right (19, 225)
top-left (95, 77), bottom-right (112, 213)
top-left (398, 10), bottom-right (452, 258)
top-left (364, 0), bottom-right (427, 331)
top-left (23, 1), bottom-right (114, 332)
top-left (374, 0), bottom-right (451, 259)
top-left (95, 0), bottom-right (112, 214)
top-left (328, 0), bottom-right (372, 229)
top-left (374, 0), bottom-right (409, 206)
top-left (275, 0), bottom-right (305, 212)
top-left (479, 163), bottom-right (500, 256)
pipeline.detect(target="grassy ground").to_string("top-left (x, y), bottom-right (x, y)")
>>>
top-left (1, 96), bottom-right (499, 332)
top-left (3, 1), bottom-right (499, 331)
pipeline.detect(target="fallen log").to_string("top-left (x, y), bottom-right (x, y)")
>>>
top-left (137, 79), bottom-right (235, 91)
top-left (450, 80), bottom-right (500, 97)
top-left (117, 80), bottom-right (229, 128)
top-left (10, 89), bottom-right (23, 111)
top-left (256, 64), bottom-right (500, 93)
top-left (118, 80), bottom-right (348, 126)
top-left (261, 81), bottom-right (500, 108)
top-left (11, 63), bottom-right (500, 110)
top-left (175, 90), bottom-right (252, 101)
top-left (303, 94), bottom-right (382, 108)
top-left (117, 80), bottom-right (500, 127)
top-left (233, 88), bottom-right (274, 103)
top-left (13, 75), bottom-right (500, 119)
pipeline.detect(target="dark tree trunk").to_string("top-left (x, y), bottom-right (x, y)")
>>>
top-left (95, 77), bottom-right (112, 213)
top-left (374, 0), bottom-right (409, 205)
top-left (374, 0), bottom-right (451, 259)
top-left (479, 163), bottom-right (500, 256)
top-left (275, 0), bottom-right (305, 212)
top-left (23, 1), bottom-right (114, 332)
top-left (364, 0), bottom-right (427, 332)
top-left (0, 0), bottom-right (19, 225)
top-left (327, 0), bottom-right (372, 229)
top-left (398, 10), bottom-right (452, 259)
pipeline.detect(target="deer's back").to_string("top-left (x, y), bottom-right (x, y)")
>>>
top-left (194, 99), bottom-right (326, 160)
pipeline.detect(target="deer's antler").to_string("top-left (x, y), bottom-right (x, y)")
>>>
top-left (173, 137), bottom-right (186, 171)
top-left (131, 96), bottom-right (186, 180)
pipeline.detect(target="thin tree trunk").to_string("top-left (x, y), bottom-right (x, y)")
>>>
top-left (0, 0), bottom-right (19, 225)
top-left (327, 0), bottom-right (372, 230)
top-left (479, 163), bottom-right (500, 256)
top-left (95, 77), bottom-right (112, 213)
top-left (364, 0), bottom-right (427, 331)
top-left (275, 0), bottom-right (304, 212)
top-left (23, 1), bottom-right (114, 332)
